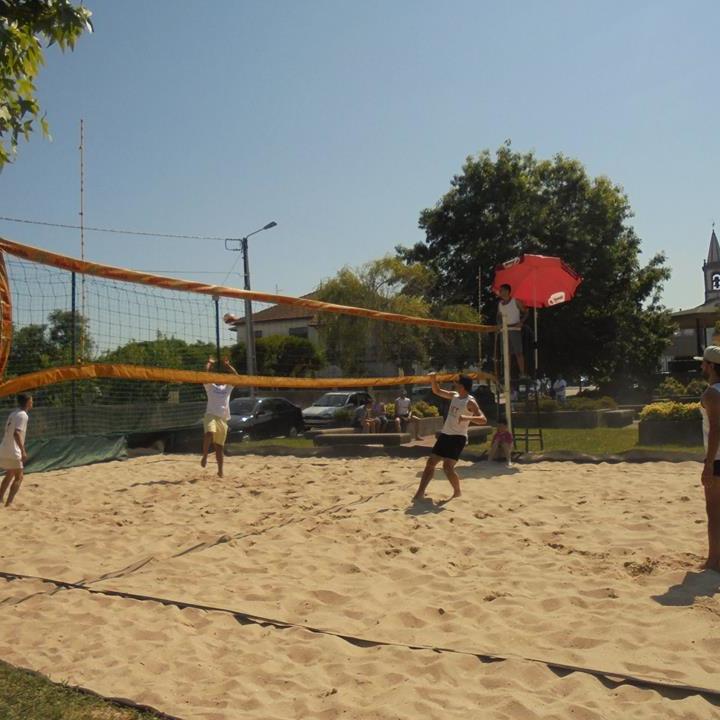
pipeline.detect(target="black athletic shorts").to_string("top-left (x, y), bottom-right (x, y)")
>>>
top-left (432, 433), bottom-right (466, 461)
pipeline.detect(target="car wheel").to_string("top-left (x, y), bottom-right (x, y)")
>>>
top-left (241, 433), bottom-right (252, 443)
top-left (288, 426), bottom-right (299, 438)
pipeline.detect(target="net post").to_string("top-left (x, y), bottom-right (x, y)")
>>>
top-left (478, 265), bottom-right (483, 372)
top-left (213, 295), bottom-right (221, 366)
top-left (71, 271), bottom-right (77, 434)
top-left (502, 317), bottom-right (512, 435)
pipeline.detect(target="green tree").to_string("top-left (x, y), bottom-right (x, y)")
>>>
top-left (99, 335), bottom-right (217, 402)
top-left (399, 144), bottom-right (674, 393)
top-left (6, 322), bottom-right (54, 375)
top-left (428, 304), bottom-right (482, 370)
top-left (6, 310), bottom-right (93, 375)
top-left (230, 336), bottom-right (323, 377)
top-left (315, 257), bottom-right (432, 375)
top-left (47, 309), bottom-right (93, 362)
top-left (256, 335), bottom-right (323, 377)
top-left (0, 0), bottom-right (92, 168)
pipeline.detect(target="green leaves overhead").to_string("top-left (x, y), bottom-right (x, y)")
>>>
top-left (0, 1), bottom-right (92, 168)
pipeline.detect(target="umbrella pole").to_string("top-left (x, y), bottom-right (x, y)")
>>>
top-left (534, 306), bottom-right (539, 375)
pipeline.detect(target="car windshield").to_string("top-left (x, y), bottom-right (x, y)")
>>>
top-left (312, 394), bottom-right (348, 407)
top-left (230, 399), bottom-right (257, 415)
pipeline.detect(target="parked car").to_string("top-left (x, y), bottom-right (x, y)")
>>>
top-left (227, 397), bottom-right (304, 441)
top-left (302, 391), bottom-right (372, 428)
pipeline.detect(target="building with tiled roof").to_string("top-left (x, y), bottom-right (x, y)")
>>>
top-left (230, 293), bottom-right (319, 342)
top-left (663, 228), bottom-right (720, 370)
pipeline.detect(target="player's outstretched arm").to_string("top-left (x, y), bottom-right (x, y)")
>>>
top-left (430, 371), bottom-right (456, 400)
top-left (223, 358), bottom-right (239, 375)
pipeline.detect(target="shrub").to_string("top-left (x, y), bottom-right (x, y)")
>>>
top-left (655, 377), bottom-right (687, 398)
top-left (565, 396), bottom-right (617, 411)
top-left (412, 401), bottom-right (439, 418)
top-left (538, 398), bottom-right (559, 412)
top-left (685, 378), bottom-right (708, 396)
top-left (598, 395), bottom-right (618, 409)
top-left (384, 402), bottom-right (396, 416)
top-left (639, 401), bottom-right (701, 422)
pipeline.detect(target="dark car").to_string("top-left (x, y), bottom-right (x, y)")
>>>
top-left (227, 397), bottom-right (304, 441)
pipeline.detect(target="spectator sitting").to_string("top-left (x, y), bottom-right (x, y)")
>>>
top-left (488, 417), bottom-right (514, 466)
top-left (370, 398), bottom-right (388, 432)
top-left (393, 389), bottom-right (412, 432)
top-left (353, 400), bottom-right (373, 431)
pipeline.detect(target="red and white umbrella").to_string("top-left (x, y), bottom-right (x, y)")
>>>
top-left (492, 254), bottom-right (582, 370)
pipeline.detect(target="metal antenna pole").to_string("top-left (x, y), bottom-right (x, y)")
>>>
top-left (79, 119), bottom-right (86, 361)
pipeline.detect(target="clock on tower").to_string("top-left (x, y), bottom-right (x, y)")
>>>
top-left (704, 229), bottom-right (720, 302)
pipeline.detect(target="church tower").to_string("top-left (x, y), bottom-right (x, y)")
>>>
top-left (703, 227), bottom-right (720, 302)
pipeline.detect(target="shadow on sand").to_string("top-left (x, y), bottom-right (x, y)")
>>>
top-left (404, 498), bottom-right (450, 516)
top-left (414, 462), bottom-right (520, 481)
top-left (652, 570), bottom-right (720, 606)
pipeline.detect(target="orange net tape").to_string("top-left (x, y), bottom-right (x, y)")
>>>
top-left (0, 253), bottom-right (12, 379)
top-left (0, 237), bottom-right (495, 334)
top-left (0, 365), bottom-right (498, 397)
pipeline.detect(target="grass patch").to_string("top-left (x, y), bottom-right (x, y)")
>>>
top-left (471, 426), bottom-right (703, 455)
top-left (0, 659), bottom-right (163, 720)
top-left (225, 428), bottom-right (703, 456)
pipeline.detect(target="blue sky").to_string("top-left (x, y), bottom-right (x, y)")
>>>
top-left (1, 0), bottom-right (718, 312)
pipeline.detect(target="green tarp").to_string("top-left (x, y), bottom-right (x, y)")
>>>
top-left (24, 435), bottom-right (128, 474)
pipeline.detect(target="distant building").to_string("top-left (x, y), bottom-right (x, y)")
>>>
top-left (230, 291), bottom-right (397, 377)
top-left (230, 293), bottom-right (319, 343)
top-left (663, 228), bottom-right (720, 372)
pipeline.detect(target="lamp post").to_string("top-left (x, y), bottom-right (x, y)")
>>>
top-left (225, 221), bottom-right (278, 394)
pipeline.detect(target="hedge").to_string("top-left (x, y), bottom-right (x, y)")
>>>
top-left (639, 401), bottom-right (701, 421)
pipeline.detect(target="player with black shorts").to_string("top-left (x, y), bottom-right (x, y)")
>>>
top-left (412, 373), bottom-right (486, 501)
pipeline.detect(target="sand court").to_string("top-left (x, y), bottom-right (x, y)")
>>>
top-left (0, 455), bottom-right (719, 719)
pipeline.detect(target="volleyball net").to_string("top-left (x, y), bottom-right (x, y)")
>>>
top-left (0, 236), bottom-right (501, 439)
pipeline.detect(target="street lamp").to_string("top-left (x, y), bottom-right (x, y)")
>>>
top-left (225, 221), bottom-right (278, 392)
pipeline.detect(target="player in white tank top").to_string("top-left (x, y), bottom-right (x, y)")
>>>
top-left (696, 345), bottom-right (720, 571)
top-left (413, 373), bottom-right (487, 502)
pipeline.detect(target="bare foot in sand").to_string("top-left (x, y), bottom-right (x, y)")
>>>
top-left (217, 471), bottom-right (224, 479)
top-left (201, 456), bottom-right (207, 468)
top-left (412, 495), bottom-right (431, 502)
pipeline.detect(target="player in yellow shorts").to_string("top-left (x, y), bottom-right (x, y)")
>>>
top-left (201, 357), bottom-right (238, 478)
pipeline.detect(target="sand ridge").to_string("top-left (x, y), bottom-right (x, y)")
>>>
top-left (0, 455), bottom-right (719, 719)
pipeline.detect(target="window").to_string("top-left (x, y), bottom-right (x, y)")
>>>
top-left (254, 330), bottom-right (263, 339)
top-left (289, 326), bottom-right (309, 338)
